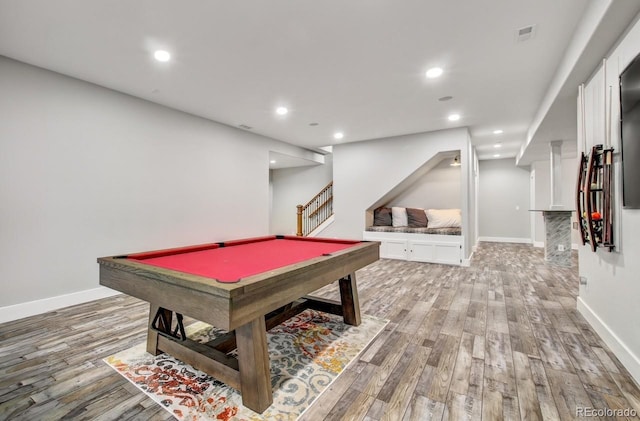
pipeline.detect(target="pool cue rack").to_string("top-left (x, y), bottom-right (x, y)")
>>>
top-left (576, 144), bottom-right (615, 252)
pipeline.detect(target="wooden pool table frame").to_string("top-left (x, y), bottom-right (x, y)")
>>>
top-left (98, 238), bottom-right (379, 413)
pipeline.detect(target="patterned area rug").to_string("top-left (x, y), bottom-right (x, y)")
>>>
top-left (104, 309), bottom-right (388, 420)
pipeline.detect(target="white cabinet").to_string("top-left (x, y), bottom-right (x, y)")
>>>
top-left (364, 231), bottom-right (463, 266)
top-left (408, 240), bottom-right (435, 262)
top-left (407, 240), bottom-right (461, 264)
top-left (382, 239), bottom-right (409, 260)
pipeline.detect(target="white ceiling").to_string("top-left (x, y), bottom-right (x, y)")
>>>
top-left (0, 0), bottom-right (631, 164)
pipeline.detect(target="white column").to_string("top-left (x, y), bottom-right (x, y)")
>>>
top-left (550, 140), bottom-right (563, 209)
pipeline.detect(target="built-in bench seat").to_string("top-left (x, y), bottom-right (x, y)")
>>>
top-left (363, 207), bottom-right (463, 266)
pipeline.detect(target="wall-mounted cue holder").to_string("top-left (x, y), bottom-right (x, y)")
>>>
top-left (576, 144), bottom-right (615, 252)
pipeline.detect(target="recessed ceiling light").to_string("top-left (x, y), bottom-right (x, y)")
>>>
top-left (426, 67), bottom-right (443, 79)
top-left (494, 143), bottom-right (502, 148)
top-left (493, 129), bottom-right (503, 134)
top-left (154, 50), bottom-right (171, 62)
top-left (448, 113), bottom-right (460, 121)
top-left (494, 154), bottom-right (501, 158)
top-left (438, 96), bottom-right (453, 102)
top-left (334, 132), bottom-right (344, 140)
top-left (276, 107), bottom-right (288, 116)
top-left (270, 160), bottom-right (276, 164)
top-left (309, 122), bottom-right (319, 126)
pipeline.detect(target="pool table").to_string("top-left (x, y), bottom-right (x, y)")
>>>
top-left (98, 235), bottom-right (379, 413)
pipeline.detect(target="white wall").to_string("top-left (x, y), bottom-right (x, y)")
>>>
top-left (577, 14), bottom-right (640, 385)
top-left (323, 127), bottom-right (475, 258)
top-left (269, 155), bottom-right (333, 235)
top-left (456, 140), bottom-right (478, 256)
top-left (0, 56), bottom-right (313, 310)
top-left (532, 160), bottom-right (550, 244)
top-left (389, 159), bottom-right (461, 210)
top-left (530, 156), bottom-right (579, 246)
top-left (478, 158), bottom-right (530, 241)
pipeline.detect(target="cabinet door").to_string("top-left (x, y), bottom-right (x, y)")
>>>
top-left (409, 240), bottom-right (462, 265)
top-left (382, 240), bottom-right (408, 260)
top-left (434, 243), bottom-right (461, 265)
top-left (408, 241), bottom-right (435, 262)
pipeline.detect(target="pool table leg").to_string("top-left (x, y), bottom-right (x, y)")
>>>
top-left (236, 316), bottom-right (273, 413)
top-left (147, 303), bottom-right (172, 355)
top-left (339, 272), bottom-right (361, 326)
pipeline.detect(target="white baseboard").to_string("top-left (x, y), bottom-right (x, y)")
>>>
top-left (0, 287), bottom-right (121, 324)
top-left (530, 241), bottom-right (579, 249)
top-left (478, 237), bottom-right (532, 244)
top-left (577, 297), bottom-right (640, 386)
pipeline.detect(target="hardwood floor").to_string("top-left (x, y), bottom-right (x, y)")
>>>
top-left (1, 242), bottom-right (640, 420)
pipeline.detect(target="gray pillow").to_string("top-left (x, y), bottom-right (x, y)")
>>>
top-left (407, 208), bottom-right (428, 227)
top-left (373, 207), bottom-right (392, 226)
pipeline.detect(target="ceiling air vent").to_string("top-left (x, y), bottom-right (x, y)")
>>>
top-left (516, 24), bottom-right (536, 42)
top-left (238, 124), bottom-right (252, 130)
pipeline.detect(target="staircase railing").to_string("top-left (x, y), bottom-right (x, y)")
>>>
top-left (296, 181), bottom-right (333, 236)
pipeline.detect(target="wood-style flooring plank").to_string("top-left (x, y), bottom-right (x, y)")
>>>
top-left (545, 366), bottom-right (595, 420)
top-left (448, 332), bottom-right (474, 396)
top-left (512, 351), bottom-right (542, 421)
top-left (425, 334), bottom-right (460, 403)
top-left (528, 358), bottom-right (562, 421)
top-left (402, 394), bottom-right (445, 421)
top-left (380, 346), bottom-right (430, 421)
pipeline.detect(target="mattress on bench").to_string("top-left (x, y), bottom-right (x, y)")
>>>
top-left (365, 226), bottom-right (461, 236)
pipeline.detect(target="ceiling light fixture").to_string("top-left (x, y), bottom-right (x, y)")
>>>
top-left (334, 132), bottom-right (344, 140)
top-left (448, 113), bottom-right (460, 121)
top-left (276, 107), bottom-right (288, 116)
top-left (426, 67), bottom-right (443, 79)
top-left (450, 155), bottom-right (461, 167)
top-left (493, 129), bottom-right (503, 134)
top-left (494, 143), bottom-right (502, 148)
top-left (154, 50), bottom-right (171, 62)
top-left (494, 154), bottom-right (501, 158)
top-left (438, 96), bottom-right (453, 102)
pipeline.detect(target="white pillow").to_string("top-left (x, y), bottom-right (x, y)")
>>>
top-left (426, 208), bottom-right (461, 228)
top-left (391, 207), bottom-right (408, 227)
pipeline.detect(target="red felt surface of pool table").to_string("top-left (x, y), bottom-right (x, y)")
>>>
top-left (127, 235), bottom-right (359, 283)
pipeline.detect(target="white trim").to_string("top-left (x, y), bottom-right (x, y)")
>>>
top-left (478, 236), bottom-right (533, 244)
top-left (577, 297), bottom-right (640, 386)
top-left (462, 252), bottom-right (472, 267)
top-left (0, 287), bottom-right (121, 324)
top-left (518, 241), bottom-right (579, 249)
top-left (307, 214), bottom-right (335, 237)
